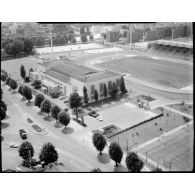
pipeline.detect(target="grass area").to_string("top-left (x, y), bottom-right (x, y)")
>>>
top-left (168, 103), bottom-right (193, 116)
top-left (109, 107), bottom-right (188, 152)
top-left (1, 57), bottom-right (44, 81)
top-left (138, 125), bottom-right (193, 171)
top-left (97, 56), bottom-right (193, 88)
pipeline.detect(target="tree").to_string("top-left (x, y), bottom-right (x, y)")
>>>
top-left (32, 80), bottom-right (42, 89)
top-left (20, 65), bottom-right (26, 81)
top-left (70, 36), bottom-right (77, 43)
top-left (94, 89), bottom-right (99, 102)
top-left (18, 85), bottom-right (24, 98)
top-left (152, 167), bottom-right (163, 172)
top-left (23, 38), bottom-right (34, 54)
top-left (92, 132), bottom-right (107, 155)
top-left (5, 77), bottom-right (11, 86)
top-left (91, 168), bottom-right (102, 172)
top-left (1, 100), bottom-right (7, 112)
top-left (83, 86), bottom-right (89, 107)
top-left (80, 27), bottom-right (85, 35)
top-left (35, 37), bottom-right (45, 47)
top-left (69, 92), bottom-right (82, 119)
top-left (39, 142), bottom-right (58, 165)
top-left (9, 79), bottom-right (18, 92)
top-left (51, 105), bottom-right (61, 121)
top-left (18, 141), bottom-right (34, 160)
top-left (0, 107), bottom-right (6, 121)
top-left (125, 152), bottom-right (144, 172)
top-left (110, 82), bottom-right (118, 99)
top-left (89, 34), bottom-right (94, 41)
top-left (40, 99), bottom-right (51, 116)
top-left (1, 74), bottom-right (6, 82)
top-left (108, 81), bottom-right (112, 95)
top-left (103, 83), bottom-right (108, 98)
top-left (58, 111), bottom-right (70, 128)
top-left (109, 142), bottom-right (123, 167)
top-left (120, 76), bottom-right (127, 94)
top-left (22, 86), bottom-right (32, 102)
top-left (34, 93), bottom-right (45, 108)
top-left (81, 34), bottom-right (88, 43)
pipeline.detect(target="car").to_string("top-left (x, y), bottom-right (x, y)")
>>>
top-left (123, 73), bottom-right (131, 77)
top-left (64, 98), bottom-right (69, 103)
top-left (88, 111), bottom-right (99, 118)
top-left (19, 129), bottom-right (27, 139)
top-left (97, 116), bottom-right (103, 121)
top-left (1, 135), bottom-right (4, 142)
top-left (9, 143), bottom-right (18, 148)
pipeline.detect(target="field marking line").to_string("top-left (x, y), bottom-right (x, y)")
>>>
top-left (162, 105), bottom-right (193, 119)
top-left (136, 121), bottom-right (193, 151)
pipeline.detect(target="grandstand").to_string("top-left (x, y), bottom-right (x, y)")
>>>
top-left (150, 38), bottom-right (193, 60)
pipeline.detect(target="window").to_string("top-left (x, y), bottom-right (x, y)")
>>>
top-left (90, 85), bottom-right (95, 99)
top-left (99, 83), bottom-right (104, 97)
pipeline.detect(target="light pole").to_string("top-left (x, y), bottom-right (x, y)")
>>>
top-left (49, 26), bottom-right (54, 60)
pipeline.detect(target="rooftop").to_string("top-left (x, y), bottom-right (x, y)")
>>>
top-left (44, 59), bottom-right (121, 84)
top-left (45, 59), bottom-right (98, 78)
top-left (77, 70), bottom-right (120, 83)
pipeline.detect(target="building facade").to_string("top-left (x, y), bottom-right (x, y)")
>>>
top-left (36, 59), bottom-right (121, 102)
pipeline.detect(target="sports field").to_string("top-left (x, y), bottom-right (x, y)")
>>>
top-left (138, 125), bottom-right (193, 171)
top-left (98, 55), bottom-right (193, 89)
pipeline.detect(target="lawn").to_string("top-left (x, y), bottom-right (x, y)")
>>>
top-left (97, 55), bottom-right (193, 89)
top-left (138, 125), bottom-right (193, 171)
top-left (109, 106), bottom-right (188, 152)
top-left (168, 103), bottom-right (193, 116)
top-left (1, 57), bottom-right (44, 81)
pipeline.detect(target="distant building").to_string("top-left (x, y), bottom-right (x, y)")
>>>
top-left (36, 59), bottom-right (121, 102)
top-left (106, 31), bottom-right (120, 42)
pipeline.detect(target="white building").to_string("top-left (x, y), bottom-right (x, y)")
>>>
top-left (38, 59), bottom-right (121, 102)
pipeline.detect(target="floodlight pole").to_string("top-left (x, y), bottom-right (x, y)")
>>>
top-left (49, 27), bottom-right (54, 60)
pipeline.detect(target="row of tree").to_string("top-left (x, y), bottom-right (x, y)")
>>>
top-left (83, 76), bottom-right (127, 107)
top-left (92, 132), bottom-right (144, 172)
top-left (18, 141), bottom-right (58, 168)
top-left (1, 38), bottom-right (34, 57)
top-left (0, 89), bottom-right (7, 122)
top-left (34, 93), bottom-right (71, 128)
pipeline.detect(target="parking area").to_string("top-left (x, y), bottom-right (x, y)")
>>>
top-left (84, 102), bottom-right (158, 132)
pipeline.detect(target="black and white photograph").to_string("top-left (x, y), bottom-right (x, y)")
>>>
top-left (1, 22), bottom-right (193, 173)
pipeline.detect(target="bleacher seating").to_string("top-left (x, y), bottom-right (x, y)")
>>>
top-left (150, 42), bottom-right (193, 60)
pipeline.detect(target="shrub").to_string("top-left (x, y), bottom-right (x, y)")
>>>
top-left (51, 92), bottom-right (60, 99)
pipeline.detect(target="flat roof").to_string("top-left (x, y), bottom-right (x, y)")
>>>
top-left (77, 70), bottom-right (120, 83)
top-left (44, 70), bottom-right (70, 83)
top-left (45, 59), bottom-right (98, 78)
top-left (44, 59), bottom-right (121, 84)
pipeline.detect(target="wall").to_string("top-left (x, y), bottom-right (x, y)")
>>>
top-left (85, 75), bottom-right (121, 103)
top-left (70, 77), bottom-right (85, 97)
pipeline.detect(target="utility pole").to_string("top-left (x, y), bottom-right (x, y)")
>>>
top-left (49, 26), bottom-right (54, 60)
top-left (129, 24), bottom-right (133, 50)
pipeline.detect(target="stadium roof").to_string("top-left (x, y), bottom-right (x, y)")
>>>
top-left (153, 39), bottom-right (193, 48)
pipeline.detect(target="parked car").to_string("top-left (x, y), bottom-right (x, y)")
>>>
top-left (64, 98), bottom-right (69, 103)
top-left (88, 111), bottom-right (99, 118)
top-left (1, 135), bottom-right (4, 142)
top-left (19, 129), bottom-right (27, 139)
top-left (96, 116), bottom-right (103, 121)
top-left (9, 143), bottom-right (18, 148)
top-left (123, 73), bottom-right (131, 77)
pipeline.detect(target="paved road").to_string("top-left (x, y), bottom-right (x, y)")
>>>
top-left (1, 86), bottom-right (116, 172)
